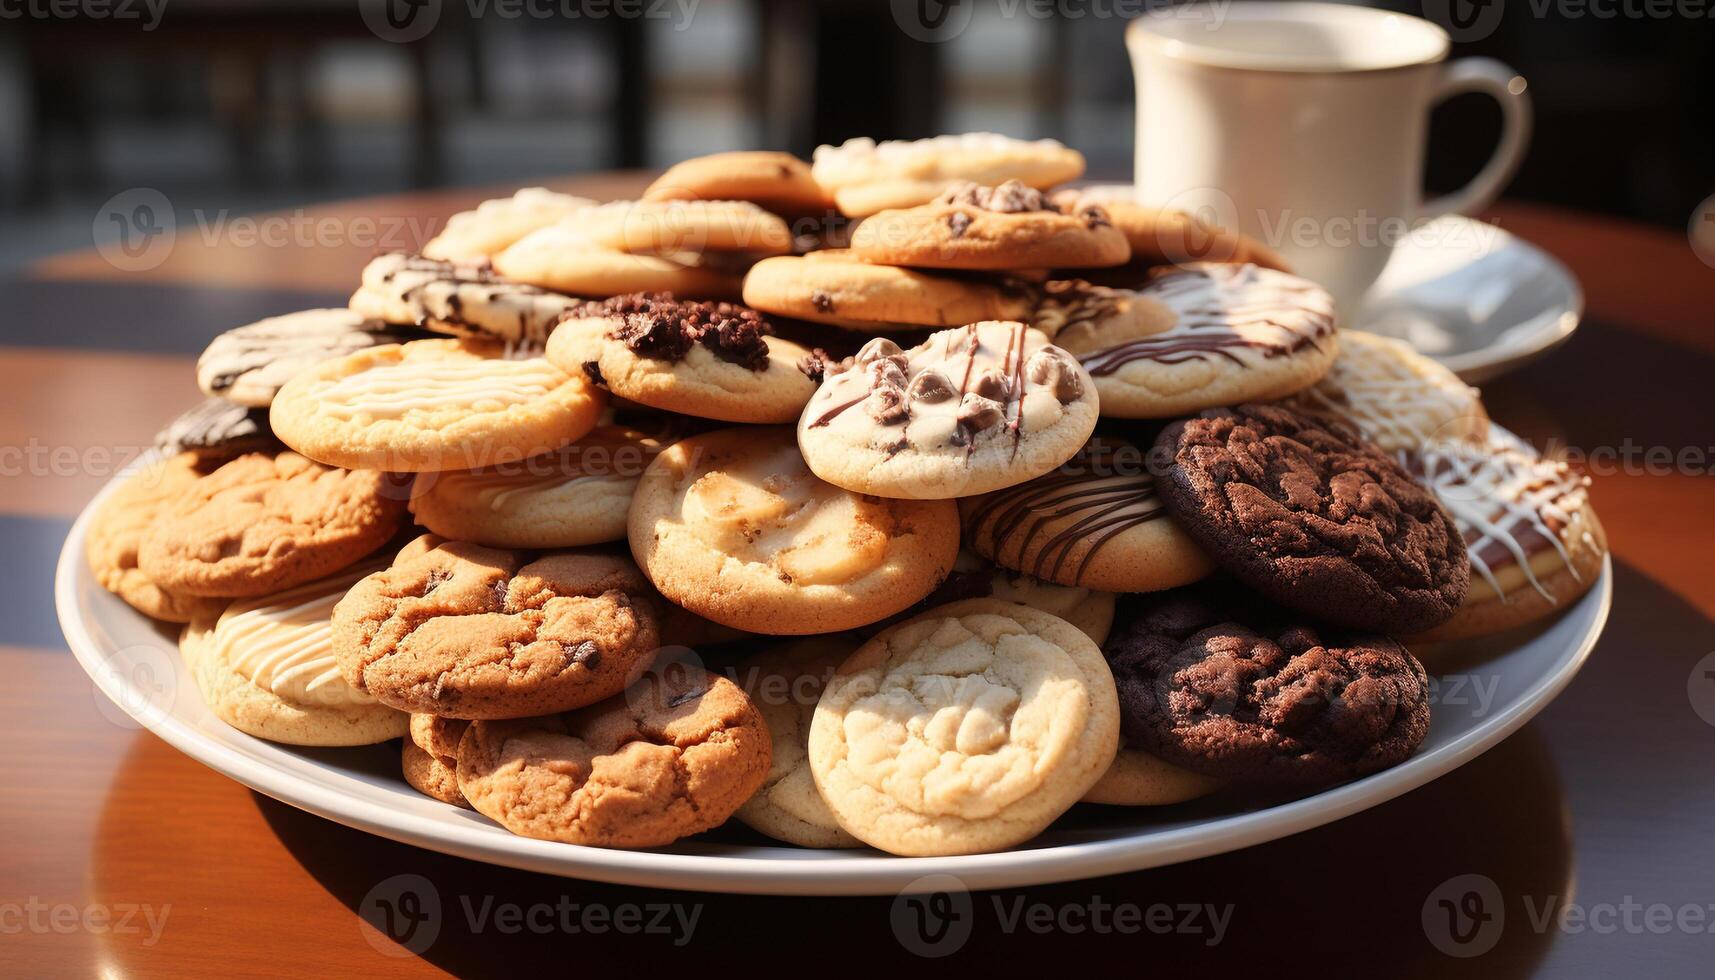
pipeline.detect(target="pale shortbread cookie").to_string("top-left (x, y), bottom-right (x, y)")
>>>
top-left (1083, 748), bottom-right (1225, 806)
top-left (809, 599), bottom-right (1120, 856)
top-left (1060, 263), bottom-right (1338, 418)
top-left (493, 221), bottom-right (743, 299)
top-left (733, 636), bottom-right (865, 848)
top-left (742, 250), bottom-right (1032, 331)
top-left (85, 453), bottom-right (229, 623)
top-left (546, 296), bottom-right (817, 423)
top-left (798, 323), bottom-right (1097, 499)
top-left (628, 427), bottom-right (959, 634)
top-left (1403, 429), bottom-right (1607, 642)
top-left (270, 337), bottom-right (604, 473)
top-left (1287, 329), bottom-right (1489, 452)
top-left (959, 437), bottom-right (1216, 593)
top-left (179, 562), bottom-right (408, 746)
top-left (457, 663), bottom-right (770, 848)
top-left (349, 252), bottom-right (582, 345)
top-left (572, 199), bottom-right (793, 256)
top-left (811, 133), bottom-right (1085, 217)
top-left (901, 551), bottom-right (1116, 645)
top-left (409, 423), bottom-right (670, 548)
top-left (644, 150), bottom-right (831, 217)
top-left (423, 186), bottom-right (595, 262)
top-left (402, 741), bottom-right (470, 807)
top-left (197, 308), bottom-right (421, 408)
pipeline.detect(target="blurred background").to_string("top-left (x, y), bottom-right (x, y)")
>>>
top-left (1, 0), bottom-right (1711, 269)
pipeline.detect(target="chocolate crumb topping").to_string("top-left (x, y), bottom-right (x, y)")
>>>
top-left (575, 292), bottom-right (774, 371)
top-left (936, 179), bottom-right (1049, 213)
top-left (798, 348), bottom-right (833, 383)
top-left (810, 290), bottom-right (836, 314)
top-left (581, 361), bottom-right (607, 387)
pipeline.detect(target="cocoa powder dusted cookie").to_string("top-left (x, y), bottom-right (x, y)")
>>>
top-left (1402, 430), bottom-right (1607, 642)
top-left (422, 186), bottom-right (595, 262)
top-left (333, 543), bottom-right (661, 719)
top-left (811, 132), bottom-right (1086, 217)
top-left (456, 660), bottom-right (770, 848)
top-left (848, 180), bottom-right (1130, 270)
top-left (960, 437), bottom-right (1216, 593)
top-left (629, 427), bottom-right (959, 634)
top-left (178, 560), bottom-right (408, 746)
top-left (1049, 190), bottom-right (1291, 272)
top-left (197, 308), bottom-right (426, 408)
top-left (742, 250), bottom-right (1032, 331)
top-left (644, 150), bottom-right (831, 218)
top-left (1154, 403), bottom-right (1470, 634)
top-left (733, 635), bottom-right (864, 848)
top-left (138, 452), bottom-right (408, 598)
top-left (349, 252), bottom-right (582, 345)
top-left (572, 199), bottom-right (794, 256)
top-left (1287, 329), bottom-right (1489, 452)
top-left (85, 453), bottom-right (230, 623)
top-left (1059, 263), bottom-right (1338, 418)
top-left (546, 293), bottom-right (817, 423)
top-left (1102, 586), bottom-right (1431, 787)
top-left (798, 323), bottom-right (1097, 499)
top-left (409, 422), bottom-right (671, 548)
top-left (270, 337), bottom-right (604, 472)
top-left (493, 221), bottom-right (743, 300)
top-left (809, 599), bottom-right (1120, 855)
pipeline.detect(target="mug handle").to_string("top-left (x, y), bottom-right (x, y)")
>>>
top-left (1420, 58), bottom-right (1533, 219)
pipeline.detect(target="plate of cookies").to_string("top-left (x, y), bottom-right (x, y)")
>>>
top-left (60, 134), bottom-right (1611, 895)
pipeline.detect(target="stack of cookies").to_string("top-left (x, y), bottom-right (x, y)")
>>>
top-left (87, 132), bottom-right (1607, 858)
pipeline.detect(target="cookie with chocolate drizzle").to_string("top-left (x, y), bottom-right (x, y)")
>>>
top-left (545, 293), bottom-right (818, 423)
top-left (796, 321), bottom-right (1098, 500)
top-left (349, 252), bottom-right (583, 345)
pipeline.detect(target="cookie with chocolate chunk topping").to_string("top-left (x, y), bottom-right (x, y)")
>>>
top-left (546, 293), bottom-right (816, 423)
top-left (847, 180), bottom-right (1130, 271)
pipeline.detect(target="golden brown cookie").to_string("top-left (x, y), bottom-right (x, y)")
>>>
top-left (270, 337), bottom-right (605, 473)
top-left (733, 636), bottom-right (864, 848)
top-left (493, 223), bottom-right (744, 300)
top-left (137, 452), bottom-right (407, 598)
top-left (1050, 190), bottom-right (1291, 271)
top-left (402, 741), bottom-right (470, 807)
top-left (546, 294), bottom-right (818, 423)
top-left (811, 133), bottom-right (1085, 217)
top-left (741, 250), bottom-right (1032, 331)
top-left (644, 150), bottom-right (832, 218)
top-left (409, 712), bottom-right (470, 763)
top-left (1082, 748), bottom-right (1225, 807)
top-left (848, 181), bottom-right (1129, 270)
top-left (628, 427), bottom-right (959, 634)
top-left (809, 599), bottom-right (1120, 856)
top-left (408, 423), bottom-right (671, 549)
top-left (333, 543), bottom-right (662, 719)
top-left (422, 186), bottom-right (595, 262)
top-left (572, 199), bottom-right (794, 256)
top-left (457, 660), bottom-right (770, 848)
top-left (85, 453), bottom-right (230, 622)
top-left (894, 551), bottom-right (1117, 645)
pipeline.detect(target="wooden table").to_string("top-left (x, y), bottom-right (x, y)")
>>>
top-left (5, 179), bottom-right (1714, 977)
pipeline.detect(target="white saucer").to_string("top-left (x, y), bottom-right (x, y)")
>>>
top-left (56, 457), bottom-right (1611, 895)
top-left (1355, 214), bottom-right (1582, 383)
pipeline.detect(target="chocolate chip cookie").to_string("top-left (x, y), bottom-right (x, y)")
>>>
top-left (848, 180), bottom-right (1130, 270)
top-left (333, 543), bottom-right (662, 719)
top-left (349, 252), bottom-right (583, 345)
top-left (1154, 403), bottom-right (1469, 633)
top-left (456, 660), bottom-right (770, 848)
top-left (1103, 586), bottom-right (1431, 787)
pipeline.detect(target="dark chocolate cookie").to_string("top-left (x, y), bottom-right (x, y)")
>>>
top-left (1105, 586), bottom-right (1430, 787)
top-left (1153, 403), bottom-right (1468, 633)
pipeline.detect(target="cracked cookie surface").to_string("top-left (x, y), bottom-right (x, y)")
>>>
top-left (86, 452), bottom-right (230, 622)
top-left (137, 451), bottom-right (408, 598)
top-left (808, 598), bottom-right (1119, 855)
top-left (456, 661), bottom-right (770, 847)
top-left (629, 426), bottom-right (958, 634)
top-left (332, 542), bottom-right (662, 719)
top-left (1103, 587), bottom-right (1430, 787)
top-left (1155, 403), bottom-right (1469, 633)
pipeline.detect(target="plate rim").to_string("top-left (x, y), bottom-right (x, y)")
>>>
top-left (56, 460), bottom-right (1612, 896)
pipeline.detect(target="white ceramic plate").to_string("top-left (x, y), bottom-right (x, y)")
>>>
top-left (57, 464), bottom-right (1611, 896)
top-left (1352, 214), bottom-right (1583, 383)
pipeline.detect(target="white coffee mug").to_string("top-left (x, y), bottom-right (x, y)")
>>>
top-left (1127, 1), bottom-right (1531, 318)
